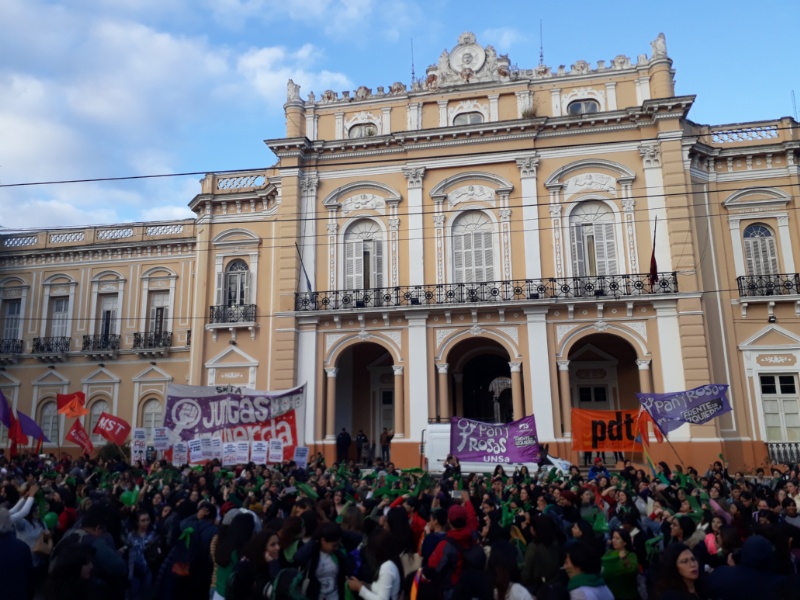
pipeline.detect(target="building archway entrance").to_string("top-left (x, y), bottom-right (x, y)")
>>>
top-left (444, 338), bottom-right (516, 422)
top-left (331, 342), bottom-right (395, 460)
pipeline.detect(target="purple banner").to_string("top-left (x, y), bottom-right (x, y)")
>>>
top-left (637, 384), bottom-right (731, 434)
top-left (450, 415), bottom-right (540, 464)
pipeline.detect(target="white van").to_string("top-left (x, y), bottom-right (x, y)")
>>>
top-left (422, 422), bottom-right (539, 475)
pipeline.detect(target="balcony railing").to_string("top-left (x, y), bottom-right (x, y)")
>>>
top-left (295, 272), bottom-right (678, 311)
top-left (737, 273), bottom-right (800, 297)
top-left (209, 304), bottom-right (257, 324)
top-left (768, 442), bottom-right (800, 465)
top-left (82, 334), bottom-right (121, 352)
top-left (133, 331), bottom-right (173, 349)
top-left (33, 336), bottom-right (71, 354)
top-left (0, 339), bottom-right (23, 354)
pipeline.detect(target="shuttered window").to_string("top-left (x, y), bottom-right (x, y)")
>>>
top-left (569, 202), bottom-right (618, 276)
top-left (50, 298), bottom-right (69, 337)
top-left (142, 399), bottom-right (163, 439)
top-left (148, 291), bottom-right (169, 335)
top-left (743, 224), bottom-right (779, 276)
top-left (3, 300), bottom-right (21, 341)
top-left (99, 295), bottom-right (118, 336)
top-left (344, 221), bottom-right (384, 290)
top-left (452, 212), bottom-right (495, 283)
top-left (89, 400), bottom-right (109, 444)
top-left (40, 401), bottom-right (58, 445)
top-left (222, 259), bottom-right (250, 306)
top-left (760, 374), bottom-right (800, 442)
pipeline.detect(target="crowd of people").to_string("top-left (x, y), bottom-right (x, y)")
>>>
top-left (1, 446), bottom-right (799, 600)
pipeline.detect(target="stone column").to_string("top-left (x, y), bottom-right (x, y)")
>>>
top-left (297, 317), bottom-right (319, 444)
top-left (636, 359), bottom-right (653, 394)
top-left (557, 360), bottom-right (572, 436)
top-left (437, 363), bottom-right (450, 420)
top-left (402, 167), bottom-right (426, 286)
top-left (454, 374), bottom-right (464, 416)
top-left (509, 362), bottom-right (523, 420)
top-left (406, 312), bottom-right (430, 440)
top-left (324, 367), bottom-right (338, 439)
top-left (393, 365), bottom-right (405, 437)
top-left (516, 155), bottom-right (541, 280)
top-left (525, 308), bottom-right (555, 440)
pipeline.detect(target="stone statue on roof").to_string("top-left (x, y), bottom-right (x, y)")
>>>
top-left (651, 33), bottom-right (667, 59)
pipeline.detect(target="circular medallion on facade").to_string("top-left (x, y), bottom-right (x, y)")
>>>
top-left (450, 42), bottom-right (486, 74)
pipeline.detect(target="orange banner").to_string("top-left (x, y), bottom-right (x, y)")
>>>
top-left (571, 409), bottom-right (639, 452)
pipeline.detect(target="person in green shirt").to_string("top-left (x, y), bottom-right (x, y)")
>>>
top-left (601, 529), bottom-right (640, 600)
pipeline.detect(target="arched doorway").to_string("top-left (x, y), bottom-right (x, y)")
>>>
top-left (446, 338), bottom-right (514, 422)
top-left (567, 333), bottom-right (641, 412)
top-left (332, 342), bottom-right (394, 454)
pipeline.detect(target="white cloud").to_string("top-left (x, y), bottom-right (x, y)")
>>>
top-left (481, 27), bottom-right (526, 53)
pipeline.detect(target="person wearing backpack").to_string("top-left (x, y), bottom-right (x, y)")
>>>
top-left (427, 493), bottom-right (484, 600)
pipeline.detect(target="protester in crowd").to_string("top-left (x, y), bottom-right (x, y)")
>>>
top-left (225, 529), bottom-right (281, 600)
top-left (126, 508), bottom-right (158, 600)
top-left (601, 529), bottom-right (639, 600)
top-left (346, 527), bottom-right (403, 600)
top-left (379, 428), bottom-right (394, 463)
top-left (294, 522), bottom-right (354, 600)
top-left (705, 534), bottom-right (788, 598)
top-left (487, 538), bottom-right (533, 600)
top-left (564, 541), bottom-right (614, 600)
top-left (0, 506), bottom-right (33, 600)
top-left (213, 511), bottom-right (257, 600)
top-left (654, 543), bottom-right (707, 599)
top-left (522, 513), bottom-right (562, 593)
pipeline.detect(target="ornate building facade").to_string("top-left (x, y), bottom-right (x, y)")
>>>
top-left (1, 32), bottom-right (799, 467)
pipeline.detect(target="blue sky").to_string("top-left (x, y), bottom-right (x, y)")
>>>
top-left (0, 0), bottom-right (797, 229)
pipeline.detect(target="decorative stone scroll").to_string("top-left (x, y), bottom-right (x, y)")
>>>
top-left (447, 185), bottom-right (496, 207)
top-left (341, 193), bottom-right (386, 216)
top-left (564, 173), bottom-right (617, 197)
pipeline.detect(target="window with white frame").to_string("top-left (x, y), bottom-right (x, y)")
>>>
top-left (39, 401), bottom-right (58, 444)
top-left (89, 400), bottom-right (109, 444)
top-left (225, 260), bottom-right (250, 306)
top-left (141, 398), bottom-right (163, 438)
top-left (344, 220), bottom-right (384, 290)
top-left (50, 297), bottom-right (69, 337)
top-left (453, 112), bottom-right (484, 126)
top-left (570, 201), bottom-right (618, 277)
top-left (148, 291), bottom-right (169, 335)
top-left (97, 295), bottom-right (118, 337)
top-left (2, 300), bottom-right (21, 341)
top-left (568, 100), bottom-right (599, 115)
top-left (348, 123), bottom-right (377, 138)
top-left (452, 211), bottom-right (495, 283)
top-left (743, 224), bottom-right (779, 276)
top-left (760, 374), bottom-right (800, 442)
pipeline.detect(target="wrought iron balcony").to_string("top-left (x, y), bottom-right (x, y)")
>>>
top-left (209, 304), bottom-right (257, 324)
top-left (0, 339), bottom-right (23, 354)
top-left (768, 442), bottom-right (800, 465)
top-left (82, 334), bottom-right (120, 352)
top-left (33, 336), bottom-right (71, 354)
top-left (133, 331), bottom-right (173, 349)
top-left (295, 272), bottom-right (678, 311)
top-left (737, 273), bottom-right (800, 297)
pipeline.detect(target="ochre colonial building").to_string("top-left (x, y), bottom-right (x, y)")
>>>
top-left (1, 32), bottom-right (799, 469)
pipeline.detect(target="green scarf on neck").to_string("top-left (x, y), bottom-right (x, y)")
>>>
top-left (568, 572), bottom-right (607, 592)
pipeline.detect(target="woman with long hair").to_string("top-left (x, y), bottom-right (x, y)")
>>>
top-left (488, 539), bottom-right (532, 600)
top-left (521, 514), bottom-right (561, 593)
top-left (654, 543), bottom-right (707, 599)
top-left (277, 516), bottom-right (305, 567)
top-left (126, 509), bottom-right (158, 600)
top-left (601, 529), bottom-right (640, 600)
top-left (384, 506), bottom-right (420, 577)
top-left (346, 527), bottom-right (403, 600)
top-left (213, 512), bottom-right (256, 600)
top-left (226, 529), bottom-right (281, 600)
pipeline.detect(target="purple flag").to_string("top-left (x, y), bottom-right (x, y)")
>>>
top-left (0, 390), bottom-right (11, 428)
top-left (450, 415), bottom-right (540, 464)
top-left (17, 410), bottom-right (50, 443)
top-left (637, 384), bottom-right (731, 435)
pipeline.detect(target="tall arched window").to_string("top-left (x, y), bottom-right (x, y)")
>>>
top-left (743, 224), bottom-right (779, 276)
top-left (225, 259), bottom-right (250, 306)
top-left (570, 201), bottom-right (617, 277)
top-left (89, 399), bottom-right (109, 444)
top-left (39, 401), bottom-right (59, 444)
top-left (452, 212), bottom-right (495, 283)
top-left (141, 398), bottom-right (163, 432)
top-left (344, 221), bottom-right (384, 290)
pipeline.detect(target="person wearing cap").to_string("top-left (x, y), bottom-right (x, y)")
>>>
top-left (588, 458), bottom-right (610, 482)
top-left (558, 490), bottom-right (582, 526)
top-left (427, 491), bottom-right (482, 600)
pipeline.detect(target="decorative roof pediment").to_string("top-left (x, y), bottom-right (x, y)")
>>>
top-left (322, 181), bottom-right (402, 210)
top-left (570, 343), bottom-right (619, 363)
top-left (723, 187), bottom-right (791, 210)
top-left (205, 345), bottom-right (259, 368)
top-left (32, 370), bottom-right (70, 386)
top-left (212, 228), bottom-right (261, 248)
top-left (545, 159), bottom-right (636, 189)
top-left (132, 365), bottom-right (174, 382)
top-left (0, 372), bottom-right (21, 387)
top-left (740, 325), bottom-right (800, 349)
top-left (424, 32), bottom-right (512, 89)
top-left (82, 367), bottom-right (121, 384)
top-left (429, 171), bottom-right (513, 203)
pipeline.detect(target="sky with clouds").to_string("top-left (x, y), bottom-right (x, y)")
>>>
top-left (1, 0), bottom-right (797, 230)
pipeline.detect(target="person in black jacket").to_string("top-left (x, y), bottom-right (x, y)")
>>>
top-left (336, 429), bottom-right (352, 464)
top-left (294, 522), bottom-right (354, 600)
top-left (653, 543), bottom-right (708, 600)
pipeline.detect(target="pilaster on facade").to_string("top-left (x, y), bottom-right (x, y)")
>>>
top-left (403, 166), bottom-right (426, 286)
top-left (516, 154), bottom-right (542, 280)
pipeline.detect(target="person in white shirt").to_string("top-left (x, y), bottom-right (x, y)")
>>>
top-left (488, 539), bottom-right (532, 600)
top-left (347, 528), bottom-right (402, 600)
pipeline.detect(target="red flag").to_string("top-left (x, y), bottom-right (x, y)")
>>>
top-left (57, 392), bottom-right (87, 414)
top-left (8, 412), bottom-right (28, 446)
top-left (92, 412), bottom-right (131, 445)
top-left (66, 420), bottom-right (95, 454)
top-left (62, 398), bottom-right (89, 418)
